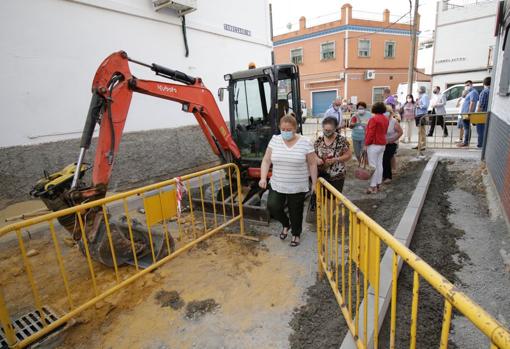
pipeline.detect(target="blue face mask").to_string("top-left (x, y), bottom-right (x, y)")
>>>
top-left (281, 130), bottom-right (294, 141)
top-left (384, 112), bottom-right (390, 117)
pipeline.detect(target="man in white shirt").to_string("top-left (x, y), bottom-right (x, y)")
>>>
top-left (324, 98), bottom-right (346, 129)
top-left (428, 86), bottom-right (448, 137)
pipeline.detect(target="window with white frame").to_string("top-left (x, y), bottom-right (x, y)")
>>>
top-left (358, 39), bottom-right (371, 57)
top-left (320, 41), bottom-right (335, 60)
top-left (290, 48), bottom-right (303, 65)
top-left (384, 41), bottom-right (396, 58)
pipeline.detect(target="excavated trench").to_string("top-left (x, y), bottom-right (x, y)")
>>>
top-left (289, 158), bottom-right (510, 349)
top-left (289, 153), bottom-right (426, 349)
top-left (1, 153), bottom-right (508, 349)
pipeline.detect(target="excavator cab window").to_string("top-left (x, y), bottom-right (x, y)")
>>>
top-left (225, 64), bottom-right (302, 168)
top-left (232, 77), bottom-right (272, 160)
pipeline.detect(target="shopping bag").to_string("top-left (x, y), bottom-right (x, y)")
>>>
top-left (354, 150), bottom-right (374, 180)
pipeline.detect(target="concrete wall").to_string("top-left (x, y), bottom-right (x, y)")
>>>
top-left (0, 0), bottom-right (271, 206)
top-left (417, 41), bottom-right (433, 75)
top-left (432, 0), bottom-right (497, 86)
top-left (0, 0), bottom-right (271, 147)
top-left (0, 125), bottom-right (219, 207)
top-left (485, 0), bottom-right (510, 222)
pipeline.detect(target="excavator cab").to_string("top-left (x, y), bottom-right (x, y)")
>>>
top-left (222, 64), bottom-right (302, 175)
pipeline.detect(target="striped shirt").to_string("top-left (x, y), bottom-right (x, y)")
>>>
top-left (269, 135), bottom-right (314, 194)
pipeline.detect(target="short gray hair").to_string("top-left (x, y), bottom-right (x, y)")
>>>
top-left (418, 86), bottom-right (426, 93)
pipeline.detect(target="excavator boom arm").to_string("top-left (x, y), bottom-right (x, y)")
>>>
top-left (78, 51), bottom-right (240, 189)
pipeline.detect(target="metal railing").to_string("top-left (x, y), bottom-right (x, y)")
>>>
top-left (302, 114), bottom-right (351, 140)
top-left (442, 0), bottom-right (495, 11)
top-left (415, 112), bottom-right (487, 153)
top-left (316, 177), bottom-right (510, 348)
top-left (0, 163), bottom-right (244, 348)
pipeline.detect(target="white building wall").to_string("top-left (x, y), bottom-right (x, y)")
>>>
top-left (491, 38), bottom-right (510, 124)
top-left (431, 0), bottom-right (497, 88)
top-left (417, 45), bottom-right (434, 75)
top-left (0, 0), bottom-right (271, 147)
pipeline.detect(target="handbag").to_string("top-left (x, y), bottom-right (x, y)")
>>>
top-left (354, 150), bottom-right (374, 180)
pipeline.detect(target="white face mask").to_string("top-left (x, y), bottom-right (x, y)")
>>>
top-left (323, 129), bottom-right (335, 138)
top-left (281, 130), bottom-right (294, 141)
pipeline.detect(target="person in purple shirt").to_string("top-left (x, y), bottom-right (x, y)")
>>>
top-left (383, 87), bottom-right (396, 111)
top-left (457, 80), bottom-right (479, 148)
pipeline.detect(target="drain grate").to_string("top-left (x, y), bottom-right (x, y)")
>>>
top-left (1, 306), bottom-right (64, 348)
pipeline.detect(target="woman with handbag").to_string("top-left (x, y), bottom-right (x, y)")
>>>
top-left (259, 113), bottom-right (318, 247)
top-left (314, 116), bottom-right (352, 193)
top-left (364, 102), bottom-right (389, 194)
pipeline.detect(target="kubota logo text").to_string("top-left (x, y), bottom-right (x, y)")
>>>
top-left (157, 85), bottom-right (177, 93)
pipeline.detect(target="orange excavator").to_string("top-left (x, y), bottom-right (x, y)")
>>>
top-left (31, 51), bottom-right (303, 266)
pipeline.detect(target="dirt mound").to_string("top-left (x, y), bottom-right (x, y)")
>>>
top-left (288, 155), bottom-right (426, 348)
top-left (378, 162), bottom-right (466, 348)
top-left (185, 299), bottom-right (220, 320)
top-left (289, 278), bottom-right (347, 349)
top-left (154, 290), bottom-right (185, 310)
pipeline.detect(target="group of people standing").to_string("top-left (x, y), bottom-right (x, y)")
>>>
top-left (258, 96), bottom-right (400, 246)
top-left (257, 78), bottom-right (491, 247)
top-left (355, 98), bottom-right (402, 194)
top-left (398, 78), bottom-right (491, 150)
top-left (457, 77), bottom-right (490, 149)
top-left (259, 110), bottom-right (354, 247)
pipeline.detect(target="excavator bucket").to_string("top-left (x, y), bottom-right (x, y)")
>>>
top-left (193, 198), bottom-right (270, 224)
top-left (190, 180), bottom-right (270, 225)
top-left (78, 213), bottom-right (174, 268)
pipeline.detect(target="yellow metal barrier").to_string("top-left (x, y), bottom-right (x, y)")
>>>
top-left (316, 178), bottom-right (510, 349)
top-left (415, 112), bottom-right (488, 153)
top-left (0, 163), bottom-right (244, 348)
top-left (302, 116), bottom-right (350, 141)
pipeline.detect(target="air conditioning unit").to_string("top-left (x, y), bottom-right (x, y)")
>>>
top-left (339, 72), bottom-right (345, 80)
top-left (152, 0), bottom-right (197, 15)
top-left (364, 70), bottom-right (375, 80)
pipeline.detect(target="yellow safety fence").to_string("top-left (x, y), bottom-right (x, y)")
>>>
top-left (415, 112), bottom-right (487, 153)
top-left (0, 163), bottom-right (244, 348)
top-left (316, 178), bottom-right (510, 349)
top-left (302, 113), bottom-right (351, 141)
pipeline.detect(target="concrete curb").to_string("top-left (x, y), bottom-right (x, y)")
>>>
top-left (340, 154), bottom-right (439, 348)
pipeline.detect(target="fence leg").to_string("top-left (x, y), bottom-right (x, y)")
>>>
top-left (0, 289), bottom-right (17, 348)
top-left (316, 182), bottom-right (323, 279)
top-left (226, 165), bottom-right (258, 242)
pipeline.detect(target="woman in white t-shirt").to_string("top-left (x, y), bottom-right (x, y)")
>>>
top-left (259, 114), bottom-right (317, 247)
